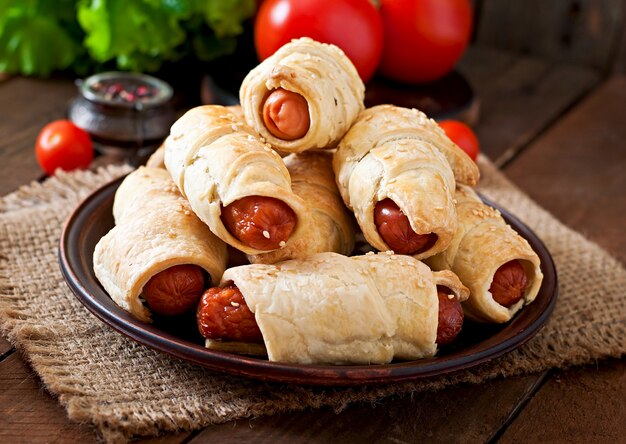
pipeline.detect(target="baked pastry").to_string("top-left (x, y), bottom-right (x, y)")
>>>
top-left (248, 151), bottom-right (355, 264)
top-left (425, 185), bottom-right (544, 323)
top-left (146, 105), bottom-right (244, 169)
top-left (94, 167), bottom-right (228, 322)
top-left (333, 105), bottom-right (479, 259)
top-left (164, 105), bottom-right (308, 255)
top-left (240, 37), bottom-right (365, 153)
top-left (198, 252), bottom-right (469, 364)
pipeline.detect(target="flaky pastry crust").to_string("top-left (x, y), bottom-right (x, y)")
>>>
top-left (248, 152), bottom-right (355, 264)
top-left (94, 167), bottom-right (228, 322)
top-left (219, 252), bottom-right (468, 364)
top-left (425, 185), bottom-right (544, 323)
top-left (240, 37), bottom-right (364, 153)
top-left (164, 105), bottom-right (308, 254)
top-left (333, 105), bottom-right (474, 259)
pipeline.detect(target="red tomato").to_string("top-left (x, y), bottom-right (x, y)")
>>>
top-left (379, 0), bottom-right (473, 84)
top-left (35, 120), bottom-right (94, 175)
top-left (254, 0), bottom-right (383, 83)
top-left (438, 120), bottom-right (479, 161)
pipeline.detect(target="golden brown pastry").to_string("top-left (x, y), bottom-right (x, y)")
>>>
top-left (201, 252), bottom-right (469, 364)
top-left (425, 185), bottom-right (544, 323)
top-left (248, 151), bottom-right (355, 264)
top-left (164, 105), bottom-right (308, 255)
top-left (94, 167), bottom-right (228, 322)
top-left (333, 105), bottom-right (479, 259)
top-left (147, 106), bottom-right (243, 170)
top-left (240, 37), bottom-right (365, 153)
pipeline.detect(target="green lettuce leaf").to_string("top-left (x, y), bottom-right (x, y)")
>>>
top-left (0, 0), bottom-right (81, 76)
top-left (78, 0), bottom-right (186, 67)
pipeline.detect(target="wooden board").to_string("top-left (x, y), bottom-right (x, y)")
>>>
top-left (475, 0), bottom-right (624, 72)
top-left (504, 75), bottom-right (626, 264)
top-left (499, 359), bottom-right (626, 443)
top-left (192, 374), bottom-right (547, 443)
top-left (0, 339), bottom-right (13, 357)
top-left (500, 75), bottom-right (626, 442)
top-left (0, 77), bottom-right (76, 193)
top-left (0, 353), bottom-right (97, 443)
top-left (458, 47), bottom-right (599, 166)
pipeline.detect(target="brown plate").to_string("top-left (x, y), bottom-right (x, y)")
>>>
top-left (59, 176), bottom-right (558, 386)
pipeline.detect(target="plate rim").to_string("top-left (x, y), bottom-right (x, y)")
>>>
top-left (59, 175), bottom-right (558, 386)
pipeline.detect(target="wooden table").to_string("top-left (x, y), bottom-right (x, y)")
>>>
top-left (1, 47), bottom-right (624, 443)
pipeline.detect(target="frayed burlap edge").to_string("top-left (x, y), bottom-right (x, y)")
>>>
top-left (0, 158), bottom-right (624, 443)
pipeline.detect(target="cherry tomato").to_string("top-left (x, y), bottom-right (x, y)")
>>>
top-left (35, 120), bottom-right (94, 175)
top-left (379, 0), bottom-right (473, 84)
top-left (438, 120), bottom-right (480, 161)
top-left (254, 0), bottom-right (384, 83)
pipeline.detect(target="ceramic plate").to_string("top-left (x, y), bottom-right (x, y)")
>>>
top-left (59, 176), bottom-right (557, 386)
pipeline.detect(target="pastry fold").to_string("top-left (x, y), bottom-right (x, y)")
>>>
top-left (164, 105), bottom-right (308, 255)
top-left (219, 252), bottom-right (468, 364)
top-left (94, 167), bottom-right (228, 322)
top-left (240, 37), bottom-right (365, 153)
top-left (334, 105), bottom-right (479, 259)
top-left (248, 152), bottom-right (355, 264)
top-left (146, 105), bottom-right (244, 170)
top-left (425, 185), bottom-right (544, 323)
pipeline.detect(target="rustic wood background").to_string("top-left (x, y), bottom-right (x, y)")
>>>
top-left (0, 2), bottom-right (625, 442)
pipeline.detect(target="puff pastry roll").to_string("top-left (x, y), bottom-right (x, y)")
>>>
top-left (249, 152), bottom-right (355, 264)
top-left (425, 185), bottom-right (544, 323)
top-left (240, 37), bottom-right (365, 153)
top-left (198, 252), bottom-right (469, 364)
top-left (94, 167), bottom-right (228, 322)
top-left (146, 106), bottom-right (243, 169)
top-left (164, 105), bottom-right (308, 255)
top-left (334, 105), bottom-right (479, 259)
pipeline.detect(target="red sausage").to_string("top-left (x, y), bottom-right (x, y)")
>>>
top-left (436, 286), bottom-right (464, 346)
top-left (197, 285), bottom-right (263, 342)
top-left (374, 199), bottom-right (438, 255)
top-left (143, 264), bottom-right (206, 316)
top-left (262, 88), bottom-right (310, 140)
top-left (221, 196), bottom-right (297, 250)
top-left (490, 260), bottom-right (528, 307)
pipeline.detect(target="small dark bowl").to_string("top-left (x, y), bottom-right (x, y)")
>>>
top-left (59, 177), bottom-right (557, 386)
top-left (68, 72), bottom-right (176, 155)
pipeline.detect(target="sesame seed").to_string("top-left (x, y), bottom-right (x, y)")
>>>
top-left (230, 301), bottom-right (240, 307)
top-left (279, 241), bottom-right (286, 247)
top-left (262, 230), bottom-right (270, 239)
top-left (447, 294), bottom-right (455, 300)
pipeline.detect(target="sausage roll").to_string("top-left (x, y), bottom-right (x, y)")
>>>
top-left (333, 105), bottom-right (479, 259)
top-left (240, 37), bottom-right (365, 153)
top-left (147, 106), bottom-right (244, 170)
top-left (425, 185), bottom-right (544, 323)
top-left (164, 105), bottom-right (308, 255)
top-left (94, 167), bottom-right (228, 322)
top-left (248, 151), bottom-right (355, 264)
top-left (200, 252), bottom-right (469, 365)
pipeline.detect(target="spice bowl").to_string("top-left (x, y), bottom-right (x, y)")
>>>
top-left (68, 72), bottom-right (176, 157)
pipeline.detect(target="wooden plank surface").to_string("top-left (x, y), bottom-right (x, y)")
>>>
top-left (458, 47), bottom-right (599, 166)
top-left (0, 353), bottom-right (97, 443)
top-left (192, 374), bottom-right (547, 444)
top-left (500, 75), bottom-right (626, 441)
top-left (0, 77), bottom-right (76, 193)
top-left (0, 338), bottom-right (12, 357)
top-left (504, 75), bottom-right (626, 264)
top-left (500, 359), bottom-right (626, 443)
top-left (0, 57), bottom-right (623, 444)
top-left (475, 0), bottom-right (624, 72)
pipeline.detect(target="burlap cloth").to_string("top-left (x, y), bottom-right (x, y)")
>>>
top-left (0, 157), bottom-right (624, 442)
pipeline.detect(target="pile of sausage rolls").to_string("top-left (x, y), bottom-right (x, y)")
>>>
top-left (94, 37), bottom-right (544, 365)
